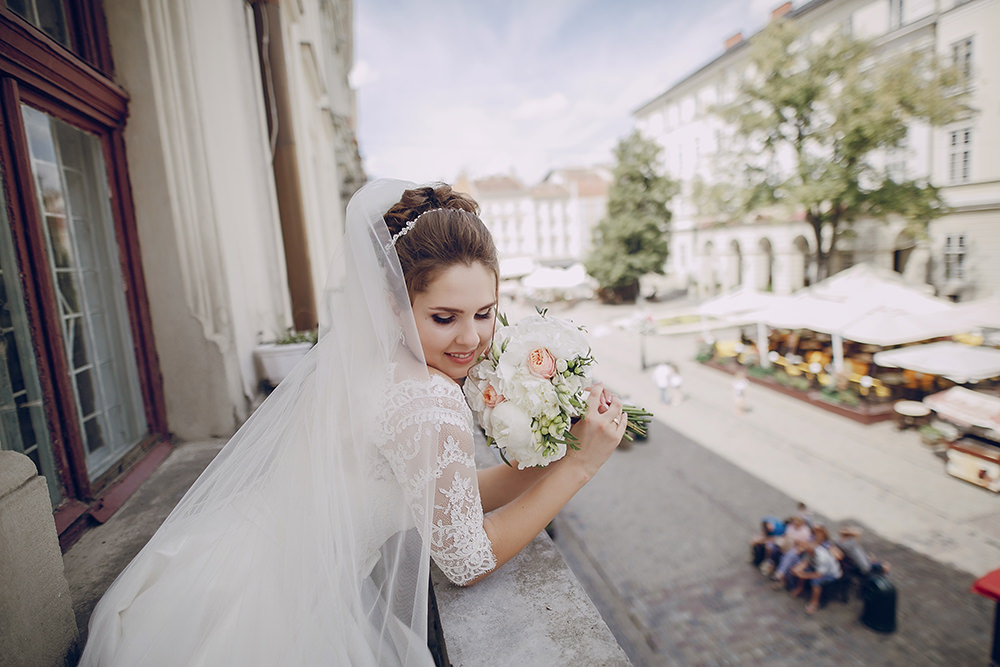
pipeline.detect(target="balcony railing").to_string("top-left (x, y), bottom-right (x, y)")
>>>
top-left (432, 530), bottom-right (629, 665)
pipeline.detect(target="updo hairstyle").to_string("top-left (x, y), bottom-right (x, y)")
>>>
top-left (383, 184), bottom-right (499, 300)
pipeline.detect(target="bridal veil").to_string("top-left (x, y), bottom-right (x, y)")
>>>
top-left (81, 179), bottom-right (450, 665)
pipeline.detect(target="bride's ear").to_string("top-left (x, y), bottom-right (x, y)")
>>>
top-left (387, 287), bottom-right (418, 352)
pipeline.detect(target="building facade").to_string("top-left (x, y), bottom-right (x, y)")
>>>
top-left (634, 0), bottom-right (999, 300)
top-left (0, 0), bottom-right (362, 552)
top-left (463, 166), bottom-right (611, 269)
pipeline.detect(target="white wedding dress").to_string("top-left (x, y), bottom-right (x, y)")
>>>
top-left (80, 180), bottom-right (496, 666)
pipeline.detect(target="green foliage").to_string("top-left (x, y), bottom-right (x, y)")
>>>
top-left (819, 386), bottom-right (862, 407)
top-left (585, 131), bottom-right (678, 290)
top-left (789, 375), bottom-right (811, 392)
top-left (918, 424), bottom-right (946, 444)
top-left (715, 19), bottom-right (969, 278)
top-left (274, 328), bottom-right (318, 345)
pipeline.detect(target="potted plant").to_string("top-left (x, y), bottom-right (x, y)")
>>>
top-left (254, 328), bottom-right (317, 388)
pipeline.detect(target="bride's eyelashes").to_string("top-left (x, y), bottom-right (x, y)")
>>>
top-left (430, 309), bottom-right (493, 325)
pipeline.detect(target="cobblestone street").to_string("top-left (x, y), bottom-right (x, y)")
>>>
top-left (553, 422), bottom-right (994, 665)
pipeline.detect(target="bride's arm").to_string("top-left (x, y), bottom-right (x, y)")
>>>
top-left (386, 380), bottom-right (623, 587)
top-left (466, 384), bottom-right (625, 586)
top-left (477, 464), bottom-right (549, 513)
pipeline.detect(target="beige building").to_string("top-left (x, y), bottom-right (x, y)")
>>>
top-left (463, 167), bottom-right (612, 269)
top-left (0, 1), bottom-right (362, 661)
top-left (634, 0), bottom-right (1000, 300)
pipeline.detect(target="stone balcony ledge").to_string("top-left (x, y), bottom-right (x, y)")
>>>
top-left (432, 529), bottom-right (630, 666)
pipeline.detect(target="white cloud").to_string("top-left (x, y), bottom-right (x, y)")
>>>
top-left (347, 59), bottom-right (378, 89)
top-left (354, 0), bottom-right (805, 185)
top-left (512, 93), bottom-right (570, 120)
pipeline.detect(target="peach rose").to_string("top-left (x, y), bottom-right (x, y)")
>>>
top-left (482, 384), bottom-right (506, 408)
top-left (527, 348), bottom-right (557, 379)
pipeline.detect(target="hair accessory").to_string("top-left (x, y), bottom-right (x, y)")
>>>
top-left (387, 208), bottom-right (447, 249)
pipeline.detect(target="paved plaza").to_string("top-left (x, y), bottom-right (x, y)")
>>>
top-left (523, 297), bottom-right (1000, 666)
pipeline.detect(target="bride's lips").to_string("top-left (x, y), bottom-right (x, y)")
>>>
top-left (446, 350), bottom-right (477, 364)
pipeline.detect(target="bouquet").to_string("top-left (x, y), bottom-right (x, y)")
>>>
top-left (463, 309), bottom-right (651, 469)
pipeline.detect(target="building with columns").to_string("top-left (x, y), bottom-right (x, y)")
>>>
top-left (634, 0), bottom-right (999, 301)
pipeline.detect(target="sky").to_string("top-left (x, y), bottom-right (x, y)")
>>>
top-left (352, 0), bottom-right (799, 186)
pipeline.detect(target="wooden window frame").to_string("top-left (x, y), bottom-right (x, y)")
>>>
top-left (0, 3), bottom-right (167, 511)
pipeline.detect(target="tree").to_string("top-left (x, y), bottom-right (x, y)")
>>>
top-left (717, 19), bottom-right (968, 280)
top-left (585, 130), bottom-right (678, 303)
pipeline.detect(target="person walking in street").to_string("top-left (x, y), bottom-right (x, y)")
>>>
top-left (733, 367), bottom-right (749, 415)
top-left (668, 362), bottom-right (684, 404)
top-left (653, 362), bottom-right (673, 404)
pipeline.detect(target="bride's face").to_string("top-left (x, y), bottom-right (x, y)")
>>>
top-left (411, 262), bottom-right (497, 381)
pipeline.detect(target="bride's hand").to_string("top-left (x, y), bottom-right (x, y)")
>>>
top-left (564, 383), bottom-right (627, 479)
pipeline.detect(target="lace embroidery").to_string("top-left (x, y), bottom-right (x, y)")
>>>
top-left (375, 374), bottom-right (496, 585)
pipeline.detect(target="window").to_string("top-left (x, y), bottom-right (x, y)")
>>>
top-left (23, 106), bottom-right (147, 478)
top-left (5, 0), bottom-right (71, 48)
top-left (0, 175), bottom-right (61, 505)
top-left (0, 2), bottom-right (164, 518)
top-left (887, 130), bottom-right (908, 181)
top-left (944, 234), bottom-right (966, 281)
top-left (951, 37), bottom-right (973, 86)
top-left (948, 128), bottom-right (971, 183)
top-left (889, 0), bottom-right (904, 28)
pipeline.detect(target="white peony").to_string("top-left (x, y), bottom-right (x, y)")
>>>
top-left (507, 372), bottom-right (560, 418)
top-left (512, 438), bottom-right (566, 470)
top-left (486, 402), bottom-right (534, 462)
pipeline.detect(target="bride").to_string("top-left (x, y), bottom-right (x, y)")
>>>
top-left (80, 178), bottom-right (627, 666)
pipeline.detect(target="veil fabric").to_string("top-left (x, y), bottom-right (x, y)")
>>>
top-left (80, 179), bottom-right (492, 665)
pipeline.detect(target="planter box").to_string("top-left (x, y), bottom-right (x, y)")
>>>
top-left (254, 342), bottom-right (312, 387)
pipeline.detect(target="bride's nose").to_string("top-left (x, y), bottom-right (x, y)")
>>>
top-left (455, 318), bottom-right (479, 346)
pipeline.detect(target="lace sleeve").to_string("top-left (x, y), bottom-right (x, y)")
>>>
top-left (377, 375), bottom-right (497, 585)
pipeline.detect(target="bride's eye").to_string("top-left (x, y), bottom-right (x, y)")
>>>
top-left (475, 309), bottom-right (494, 320)
top-left (432, 314), bottom-right (455, 324)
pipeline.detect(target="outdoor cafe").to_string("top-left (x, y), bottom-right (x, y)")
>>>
top-left (697, 265), bottom-right (1000, 422)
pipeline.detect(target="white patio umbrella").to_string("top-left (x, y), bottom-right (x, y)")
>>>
top-left (873, 341), bottom-right (1000, 384)
top-left (742, 265), bottom-right (958, 373)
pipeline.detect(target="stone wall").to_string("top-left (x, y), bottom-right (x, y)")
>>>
top-left (0, 451), bottom-right (77, 666)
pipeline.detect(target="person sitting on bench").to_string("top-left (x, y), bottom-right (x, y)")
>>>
top-left (791, 525), bottom-right (843, 615)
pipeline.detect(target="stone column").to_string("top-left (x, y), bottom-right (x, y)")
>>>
top-left (0, 451), bottom-right (78, 665)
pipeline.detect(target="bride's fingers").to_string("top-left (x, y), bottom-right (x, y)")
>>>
top-left (594, 385), bottom-right (617, 414)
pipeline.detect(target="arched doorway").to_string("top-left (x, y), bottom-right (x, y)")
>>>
top-left (702, 240), bottom-right (717, 296)
top-left (893, 229), bottom-right (916, 274)
top-left (793, 235), bottom-right (811, 288)
top-left (729, 239), bottom-right (743, 289)
top-left (757, 238), bottom-right (774, 292)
